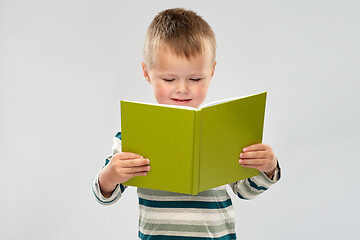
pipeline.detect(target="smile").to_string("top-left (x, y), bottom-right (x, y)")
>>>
top-left (171, 98), bottom-right (192, 103)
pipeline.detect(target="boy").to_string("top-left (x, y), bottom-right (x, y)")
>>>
top-left (92, 8), bottom-right (280, 239)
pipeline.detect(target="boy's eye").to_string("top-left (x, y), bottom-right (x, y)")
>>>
top-left (189, 78), bottom-right (202, 82)
top-left (162, 78), bottom-right (175, 82)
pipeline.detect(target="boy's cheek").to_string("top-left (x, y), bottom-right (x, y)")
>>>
top-left (195, 84), bottom-right (209, 99)
top-left (155, 85), bottom-right (170, 96)
top-left (153, 85), bottom-right (172, 103)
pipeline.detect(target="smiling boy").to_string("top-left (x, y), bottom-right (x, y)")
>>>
top-left (141, 43), bottom-right (215, 108)
top-left (93, 8), bottom-right (280, 239)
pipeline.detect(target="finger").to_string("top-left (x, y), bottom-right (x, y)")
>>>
top-left (243, 144), bottom-right (269, 152)
top-left (128, 171), bottom-right (149, 178)
top-left (124, 165), bottom-right (151, 174)
top-left (240, 151), bottom-right (268, 159)
top-left (119, 152), bottom-right (144, 159)
top-left (121, 158), bottom-right (150, 168)
top-left (239, 158), bottom-right (265, 166)
top-left (240, 164), bottom-right (263, 171)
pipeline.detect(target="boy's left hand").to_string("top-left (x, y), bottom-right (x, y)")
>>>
top-left (239, 143), bottom-right (278, 179)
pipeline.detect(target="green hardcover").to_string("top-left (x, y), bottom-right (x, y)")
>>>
top-left (121, 92), bottom-right (267, 195)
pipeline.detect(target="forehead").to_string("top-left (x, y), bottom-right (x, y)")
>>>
top-left (150, 48), bottom-right (213, 74)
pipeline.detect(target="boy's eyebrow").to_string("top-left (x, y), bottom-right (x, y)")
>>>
top-left (157, 69), bottom-right (207, 76)
top-left (158, 73), bottom-right (177, 77)
top-left (158, 72), bottom-right (205, 77)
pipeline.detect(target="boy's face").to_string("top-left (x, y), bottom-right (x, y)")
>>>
top-left (142, 48), bottom-right (216, 108)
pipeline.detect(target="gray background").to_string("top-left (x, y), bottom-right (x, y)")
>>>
top-left (1, 0), bottom-right (359, 239)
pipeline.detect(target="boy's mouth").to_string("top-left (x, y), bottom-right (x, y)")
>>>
top-left (171, 98), bottom-right (192, 104)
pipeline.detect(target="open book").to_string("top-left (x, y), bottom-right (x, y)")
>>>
top-left (121, 92), bottom-right (267, 195)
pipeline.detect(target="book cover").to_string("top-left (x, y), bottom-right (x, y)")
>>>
top-left (121, 92), bottom-right (267, 195)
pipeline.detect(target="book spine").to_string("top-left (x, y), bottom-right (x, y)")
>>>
top-left (192, 110), bottom-right (201, 195)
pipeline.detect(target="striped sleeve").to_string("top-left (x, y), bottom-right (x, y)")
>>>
top-left (92, 132), bottom-right (127, 205)
top-left (229, 161), bottom-right (281, 200)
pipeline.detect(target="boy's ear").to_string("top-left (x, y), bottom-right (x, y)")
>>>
top-left (141, 62), bottom-right (151, 84)
top-left (211, 61), bottom-right (217, 78)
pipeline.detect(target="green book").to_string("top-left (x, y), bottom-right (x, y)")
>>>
top-left (121, 92), bottom-right (267, 195)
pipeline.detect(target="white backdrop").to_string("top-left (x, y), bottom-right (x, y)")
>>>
top-left (1, 0), bottom-right (359, 239)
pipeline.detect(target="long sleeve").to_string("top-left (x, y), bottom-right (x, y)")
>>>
top-left (229, 161), bottom-right (281, 200)
top-left (92, 132), bottom-right (127, 205)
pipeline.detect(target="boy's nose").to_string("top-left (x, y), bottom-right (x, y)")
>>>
top-left (176, 80), bottom-right (189, 94)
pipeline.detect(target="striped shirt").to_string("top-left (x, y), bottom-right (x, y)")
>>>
top-left (92, 132), bottom-right (280, 239)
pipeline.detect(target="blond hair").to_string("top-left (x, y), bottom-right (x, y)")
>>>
top-left (143, 8), bottom-right (216, 68)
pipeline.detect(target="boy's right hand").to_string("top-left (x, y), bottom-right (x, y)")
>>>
top-left (98, 152), bottom-right (150, 197)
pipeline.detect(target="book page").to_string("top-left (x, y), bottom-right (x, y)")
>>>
top-left (200, 97), bottom-right (241, 109)
top-left (199, 92), bottom-right (265, 109)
